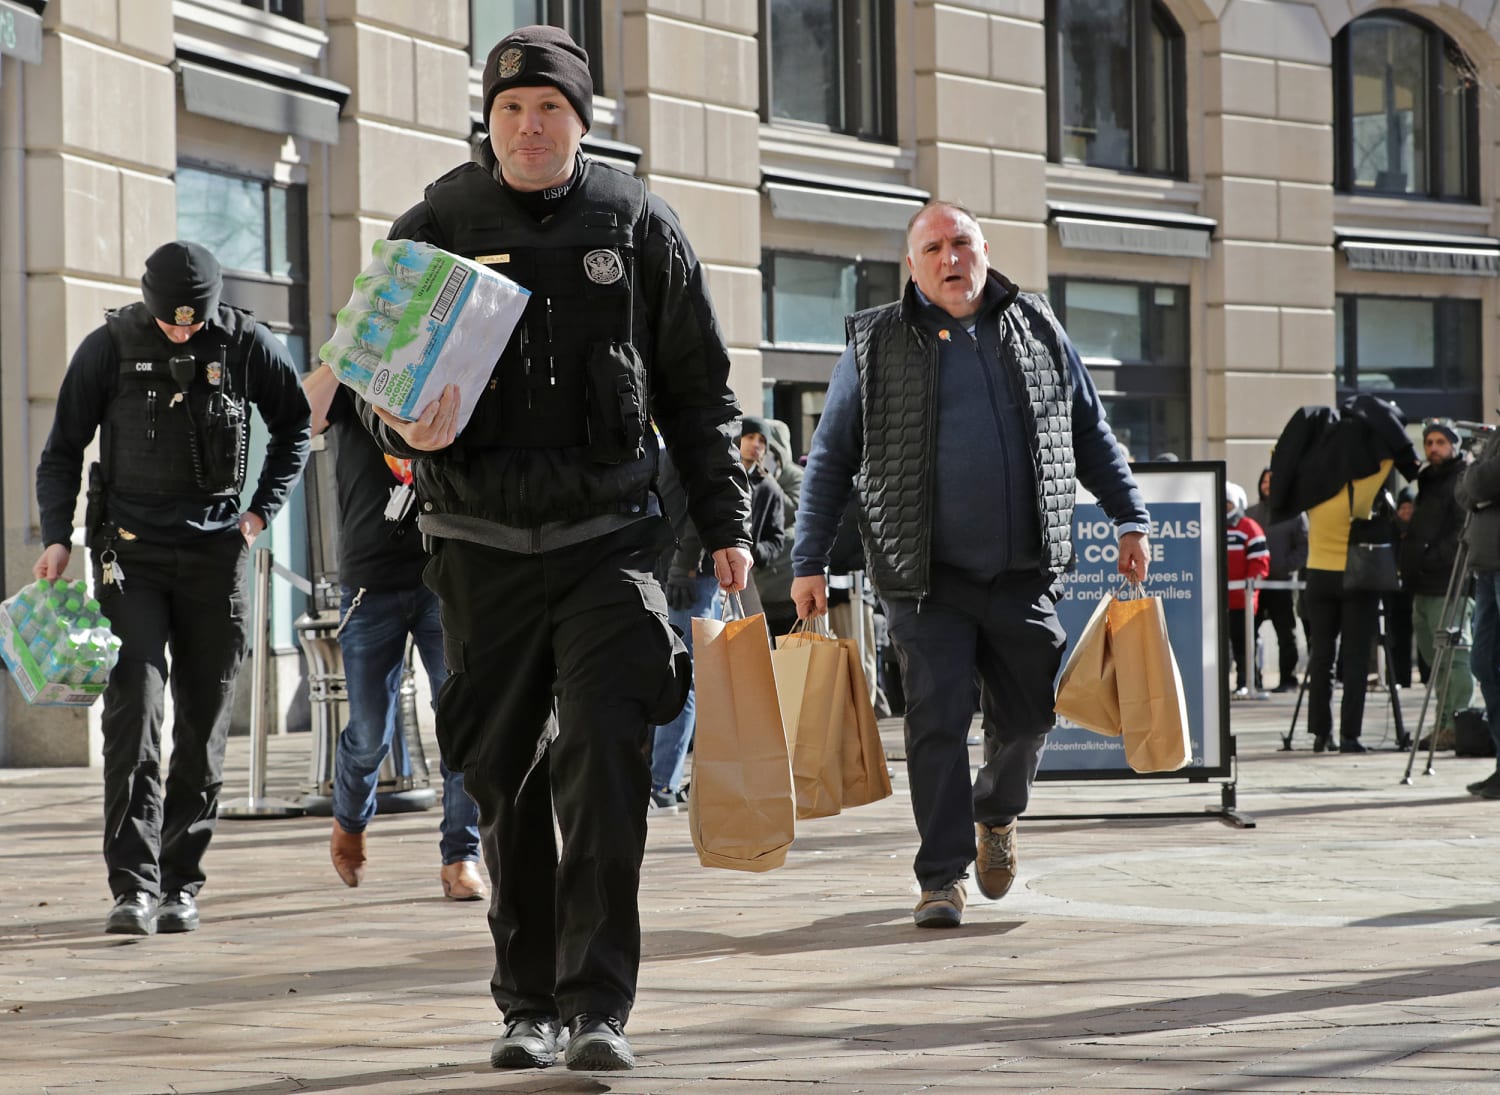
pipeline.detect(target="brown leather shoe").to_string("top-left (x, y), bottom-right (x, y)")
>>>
top-left (974, 820), bottom-right (1017, 900)
top-left (913, 877), bottom-right (966, 928)
top-left (440, 860), bottom-right (487, 901)
top-left (330, 819), bottom-right (367, 887)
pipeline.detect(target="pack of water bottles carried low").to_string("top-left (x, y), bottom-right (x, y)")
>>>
top-left (0, 579), bottom-right (122, 706)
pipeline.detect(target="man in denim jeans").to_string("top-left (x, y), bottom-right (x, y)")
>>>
top-left (1456, 424), bottom-right (1500, 797)
top-left (304, 365), bottom-right (484, 898)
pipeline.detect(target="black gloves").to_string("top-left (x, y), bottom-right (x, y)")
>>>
top-left (666, 574), bottom-right (698, 612)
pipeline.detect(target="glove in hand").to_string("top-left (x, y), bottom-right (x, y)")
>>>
top-left (666, 575), bottom-right (697, 612)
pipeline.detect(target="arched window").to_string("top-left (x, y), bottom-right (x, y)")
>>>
top-left (1046, 0), bottom-right (1185, 176)
top-left (1334, 13), bottom-right (1476, 200)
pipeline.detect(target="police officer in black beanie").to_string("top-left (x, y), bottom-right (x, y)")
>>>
top-left (355, 24), bottom-right (752, 1073)
top-left (33, 240), bottom-right (310, 937)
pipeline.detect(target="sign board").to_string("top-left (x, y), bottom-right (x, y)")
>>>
top-left (1039, 461), bottom-right (1230, 781)
top-left (0, 1), bottom-right (43, 66)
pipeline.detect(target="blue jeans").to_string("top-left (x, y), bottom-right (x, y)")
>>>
top-left (1470, 570), bottom-right (1500, 760)
top-left (650, 574), bottom-right (721, 793)
top-left (334, 585), bottom-right (480, 864)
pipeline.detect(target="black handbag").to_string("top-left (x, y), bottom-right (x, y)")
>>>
top-left (1343, 482), bottom-right (1399, 593)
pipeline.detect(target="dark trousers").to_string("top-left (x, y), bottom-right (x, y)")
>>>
top-left (1255, 588), bottom-right (1301, 686)
top-left (425, 520), bottom-right (686, 1026)
top-left (1303, 567), bottom-right (1378, 743)
top-left (1228, 607), bottom-right (1252, 690)
top-left (91, 527), bottom-right (249, 898)
top-left (883, 566), bottom-right (1064, 891)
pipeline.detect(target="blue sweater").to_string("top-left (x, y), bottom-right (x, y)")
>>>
top-left (793, 278), bottom-right (1147, 584)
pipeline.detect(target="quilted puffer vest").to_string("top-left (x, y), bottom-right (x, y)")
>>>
top-left (846, 287), bottom-right (1076, 597)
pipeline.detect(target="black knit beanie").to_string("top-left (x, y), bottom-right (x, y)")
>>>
top-left (737, 415), bottom-right (769, 442)
top-left (482, 25), bottom-right (593, 132)
top-left (1423, 418), bottom-right (1461, 449)
top-left (141, 241), bottom-right (222, 326)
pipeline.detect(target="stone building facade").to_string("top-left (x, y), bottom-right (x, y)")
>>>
top-left (2, 0), bottom-right (1497, 764)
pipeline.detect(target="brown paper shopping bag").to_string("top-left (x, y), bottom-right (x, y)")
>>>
top-left (772, 623), bottom-right (847, 820)
top-left (1054, 591), bottom-right (1121, 737)
top-left (688, 600), bottom-right (796, 871)
top-left (835, 633), bottom-right (893, 808)
top-left (1107, 592), bottom-right (1191, 773)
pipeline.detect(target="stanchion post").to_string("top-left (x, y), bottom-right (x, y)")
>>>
top-left (221, 547), bottom-right (303, 819)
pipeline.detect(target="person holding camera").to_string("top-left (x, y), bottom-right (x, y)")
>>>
top-left (32, 241), bottom-right (311, 936)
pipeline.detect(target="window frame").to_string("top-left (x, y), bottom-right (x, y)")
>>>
top-left (469, 0), bottom-right (603, 91)
top-left (1335, 293), bottom-right (1482, 420)
top-left (761, 249), bottom-right (902, 347)
top-left (174, 162), bottom-right (310, 362)
top-left (1049, 275), bottom-right (1191, 458)
top-left (238, 0), bottom-right (303, 20)
top-left (1044, 0), bottom-right (1187, 178)
top-left (1332, 11), bottom-right (1479, 201)
top-left (759, 0), bottom-right (896, 144)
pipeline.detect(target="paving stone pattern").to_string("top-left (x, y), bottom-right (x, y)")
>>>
top-left (2, 689), bottom-right (1498, 1093)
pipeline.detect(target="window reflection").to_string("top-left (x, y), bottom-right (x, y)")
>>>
top-left (176, 168), bottom-right (267, 274)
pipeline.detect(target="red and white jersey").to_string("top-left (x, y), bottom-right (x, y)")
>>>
top-left (1227, 515), bottom-right (1270, 612)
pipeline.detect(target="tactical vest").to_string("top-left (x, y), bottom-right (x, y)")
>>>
top-left (412, 159), bottom-right (661, 526)
top-left (848, 290), bottom-right (1077, 597)
top-left (102, 302), bottom-right (254, 499)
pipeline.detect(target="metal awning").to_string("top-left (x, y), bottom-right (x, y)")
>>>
top-left (176, 45), bottom-right (348, 145)
top-left (1335, 225), bottom-right (1500, 277)
top-left (762, 168), bottom-right (928, 232)
top-left (1048, 200), bottom-right (1215, 259)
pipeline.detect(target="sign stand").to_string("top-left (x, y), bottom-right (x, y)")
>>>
top-left (1036, 462), bottom-right (1252, 828)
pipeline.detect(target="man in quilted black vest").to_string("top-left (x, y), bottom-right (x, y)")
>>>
top-left (790, 201), bottom-right (1150, 928)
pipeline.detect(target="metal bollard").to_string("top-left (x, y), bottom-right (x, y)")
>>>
top-left (221, 548), bottom-right (303, 818)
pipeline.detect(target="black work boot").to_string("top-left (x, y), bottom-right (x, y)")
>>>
top-left (564, 1014), bottom-right (635, 1071)
top-left (104, 891), bottom-right (158, 936)
top-left (490, 1013), bottom-right (562, 1069)
top-left (156, 890), bottom-right (199, 933)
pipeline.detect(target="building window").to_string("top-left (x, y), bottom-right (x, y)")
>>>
top-left (176, 162), bottom-right (313, 639)
top-left (176, 164), bottom-right (309, 364)
top-left (762, 251), bottom-right (901, 346)
top-left (1046, 0), bottom-right (1184, 176)
top-left (469, 1), bottom-right (603, 91)
top-left (1334, 14), bottom-right (1476, 200)
top-left (239, 0), bottom-right (303, 19)
top-left (761, 0), bottom-right (894, 142)
top-left (1049, 278), bottom-right (1189, 459)
top-left (1336, 295), bottom-right (1481, 420)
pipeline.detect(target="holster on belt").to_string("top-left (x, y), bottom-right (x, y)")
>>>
top-left (83, 461), bottom-right (106, 550)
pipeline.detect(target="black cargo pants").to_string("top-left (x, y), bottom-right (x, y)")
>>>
top-left (92, 526), bottom-right (249, 899)
top-left (425, 518), bottom-right (688, 1026)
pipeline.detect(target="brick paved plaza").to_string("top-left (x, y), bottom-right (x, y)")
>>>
top-left (3, 691), bottom-right (1499, 1094)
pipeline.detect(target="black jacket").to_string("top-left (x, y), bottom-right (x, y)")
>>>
top-left (362, 156), bottom-right (750, 554)
top-left (36, 304), bottom-right (310, 546)
top-left (1457, 436), bottom-right (1500, 572)
top-left (1244, 500), bottom-right (1308, 579)
top-left (745, 465), bottom-right (787, 569)
top-left (1270, 395), bottom-right (1420, 523)
top-left (1400, 455), bottom-right (1471, 595)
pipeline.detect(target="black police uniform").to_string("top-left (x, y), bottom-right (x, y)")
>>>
top-left (35, 300), bottom-right (311, 901)
top-left (360, 152), bottom-right (750, 1027)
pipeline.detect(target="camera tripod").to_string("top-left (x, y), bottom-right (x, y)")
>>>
top-left (1281, 585), bottom-right (1410, 752)
top-left (1401, 511), bottom-right (1474, 784)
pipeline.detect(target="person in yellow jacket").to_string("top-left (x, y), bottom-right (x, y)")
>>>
top-left (1303, 463), bottom-right (1397, 753)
